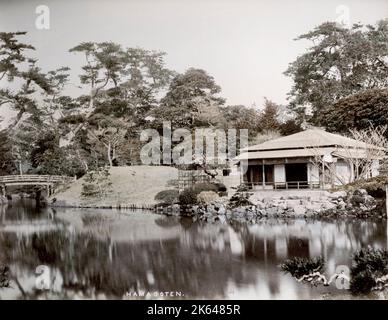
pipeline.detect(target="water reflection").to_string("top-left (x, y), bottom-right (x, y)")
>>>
top-left (0, 200), bottom-right (387, 300)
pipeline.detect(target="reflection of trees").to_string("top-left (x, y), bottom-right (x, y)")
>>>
top-left (180, 221), bottom-right (233, 253)
top-left (0, 199), bottom-right (43, 222)
top-left (154, 216), bottom-right (181, 228)
top-left (1, 201), bottom-right (387, 300)
top-left (287, 237), bottom-right (309, 258)
top-left (341, 219), bottom-right (385, 247)
top-left (0, 204), bottom-right (7, 225)
top-left (0, 228), bottom-right (257, 299)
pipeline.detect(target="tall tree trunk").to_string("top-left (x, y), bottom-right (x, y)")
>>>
top-left (9, 109), bottom-right (25, 130)
top-left (18, 161), bottom-right (23, 176)
top-left (76, 148), bottom-right (88, 172)
top-left (64, 89), bottom-right (96, 146)
top-left (107, 142), bottom-right (113, 167)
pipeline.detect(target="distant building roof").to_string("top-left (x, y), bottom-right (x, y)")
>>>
top-left (236, 129), bottom-right (385, 161)
top-left (241, 129), bottom-right (382, 152)
top-left (235, 147), bottom-right (331, 160)
top-left (235, 147), bottom-right (383, 161)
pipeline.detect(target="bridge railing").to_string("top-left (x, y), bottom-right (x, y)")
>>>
top-left (0, 175), bottom-right (74, 184)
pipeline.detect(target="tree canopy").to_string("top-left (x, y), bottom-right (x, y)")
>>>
top-left (285, 20), bottom-right (388, 125)
top-left (154, 68), bottom-right (225, 128)
top-left (1, 18), bottom-right (386, 176)
top-left (321, 88), bottom-right (388, 137)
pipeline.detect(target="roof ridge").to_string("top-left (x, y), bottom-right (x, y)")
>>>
top-left (242, 128), bottom-right (380, 152)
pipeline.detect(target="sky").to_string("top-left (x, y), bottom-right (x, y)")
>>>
top-left (0, 0), bottom-right (387, 119)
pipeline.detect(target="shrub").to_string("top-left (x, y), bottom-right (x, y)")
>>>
top-left (0, 264), bottom-right (10, 288)
top-left (336, 175), bottom-right (388, 197)
top-left (350, 271), bottom-right (376, 295)
top-left (178, 188), bottom-right (198, 205)
top-left (155, 190), bottom-right (179, 204)
top-left (280, 257), bottom-right (325, 279)
top-left (81, 184), bottom-right (100, 198)
top-left (228, 192), bottom-right (252, 208)
top-left (193, 183), bottom-right (218, 194)
top-left (351, 248), bottom-right (388, 276)
top-left (214, 182), bottom-right (227, 192)
top-left (81, 168), bottom-right (112, 198)
top-left (236, 184), bottom-right (249, 192)
top-left (193, 182), bottom-right (227, 194)
top-left (280, 249), bottom-right (388, 294)
top-left (350, 248), bottom-right (388, 294)
top-left (197, 191), bottom-right (219, 204)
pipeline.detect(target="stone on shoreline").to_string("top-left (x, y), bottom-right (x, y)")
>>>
top-left (110, 186), bottom-right (385, 223)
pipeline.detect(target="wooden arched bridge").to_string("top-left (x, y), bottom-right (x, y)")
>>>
top-left (0, 175), bottom-right (74, 196)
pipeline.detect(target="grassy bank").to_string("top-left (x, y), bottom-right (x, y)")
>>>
top-left (50, 166), bottom-right (178, 208)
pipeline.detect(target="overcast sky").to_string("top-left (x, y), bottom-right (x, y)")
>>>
top-left (0, 0), bottom-right (387, 113)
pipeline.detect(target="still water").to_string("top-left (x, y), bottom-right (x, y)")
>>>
top-left (0, 200), bottom-right (387, 300)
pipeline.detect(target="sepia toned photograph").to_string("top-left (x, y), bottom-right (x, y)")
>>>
top-left (0, 0), bottom-right (387, 305)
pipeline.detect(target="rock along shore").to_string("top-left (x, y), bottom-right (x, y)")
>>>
top-left (156, 188), bottom-right (386, 223)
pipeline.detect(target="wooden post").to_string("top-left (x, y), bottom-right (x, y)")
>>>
top-left (330, 163), bottom-right (334, 189)
top-left (386, 185), bottom-right (388, 220)
top-left (386, 185), bottom-right (388, 251)
top-left (262, 163), bottom-right (265, 188)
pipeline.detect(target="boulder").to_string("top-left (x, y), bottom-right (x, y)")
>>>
top-left (322, 202), bottom-right (337, 210)
top-left (305, 202), bottom-right (324, 213)
top-left (218, 204), bottom-right (226, 215)
top-left (328, 191), bottom-right (347, 199)
top-left (292, 205), bottom-right (307, 216)
top-left (337, 200), bottom-right (347, 210)
top-left (254, 201), bottom-right (265, 210)
top-left (354, 189), bottom-right (368, 196)
top-left (265, 207), bottom-right (278, 216)
top-left (286, 199), bottom-right (302, 207)
top-left (350, 195), bottom-right (365, 206)
top-left (197, 191), bottom-right (219, 204)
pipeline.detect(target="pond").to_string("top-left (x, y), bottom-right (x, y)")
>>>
top-left (0, 200), bottom-right (387, 300)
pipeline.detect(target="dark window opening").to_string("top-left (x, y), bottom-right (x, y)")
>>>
top-left (285, 163), bottom-right (308, 188)
top-left (222, 169), bottom-right (231, 176)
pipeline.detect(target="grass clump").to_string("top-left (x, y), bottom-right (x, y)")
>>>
top-left (0, 264), bottom-right (10, 288)
top-left (154, 189), bottom-right (179, 205)
top-left (350, 248), bottom-right (388, 294)
top-left (178, 188), bottom-right (198, 205)
top-left (280, 257), bottom-right (325, 279)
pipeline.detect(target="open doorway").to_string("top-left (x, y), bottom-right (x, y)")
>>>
top-left (285, 163), bottom-right (308, 188)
